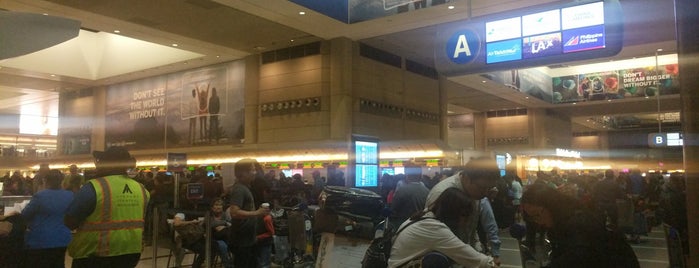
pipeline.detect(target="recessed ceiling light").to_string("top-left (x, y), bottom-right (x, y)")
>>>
top-left (481, 80), bottom-right (486, 83)
top-left (448, 5), bottom-right (455, 9)
top-left (42, 13), bottom-right (48, 16)
top-left (113, 30), bottom-right (120, 33)
top-left (216, 55), bottom-right (220, 58)
top-left (657, 48), bottom-right (663, 52)
top-left (290, 39), bottom-right (294, 42)
top-left (50, 74), bottom-right (56, 77)
top-left (172, 43), bottom-right (179, 47)
top-left (607, 99), bottom-right (612, 102)
top-left (299, 11), bottom-right (306, 15)
top-left (525, 96), bottom-right (529, 99)
top-left (572, 102), bottom-right (577, 105)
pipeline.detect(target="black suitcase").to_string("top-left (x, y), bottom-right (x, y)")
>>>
top-left (320, 186), bottom-right (383, 222)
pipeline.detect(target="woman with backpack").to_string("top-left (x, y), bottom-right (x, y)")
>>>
top-left (388, 188), bottom-right (496, 268)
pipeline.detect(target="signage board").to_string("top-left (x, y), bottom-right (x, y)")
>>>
top-left (167, 152), bottom-right (187, 172)
top-left (436, 0), bottom-right (623, 76)
top-left (649, 132), bottom-right (684, 147)
top-left (186, 183), bottom-right (203, 200)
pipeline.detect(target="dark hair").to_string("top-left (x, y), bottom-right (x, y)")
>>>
top-left (412, 188), bottom-right (472, 232)
top-left (46, 169), bottom-right (64, 189)
top-left (234, 158), bottom-right (258, 179)
top-left (604, 169), bottom-right (615, 180)
top-left (521, 183), bottom-right (580, 227)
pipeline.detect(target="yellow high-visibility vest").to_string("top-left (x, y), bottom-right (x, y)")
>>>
top-left (68, 175), bottom-right (149, 258)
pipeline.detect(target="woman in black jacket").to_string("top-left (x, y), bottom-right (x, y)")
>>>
top-left (521, 183), bottom-right (639, 268)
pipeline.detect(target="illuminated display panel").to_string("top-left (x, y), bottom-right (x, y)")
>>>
top-left (522, 9), bottom-right (561, 36)
top-left (561, 2), bottom-right (604, 30)
top-left (485, 17), bottom-right (522, 43)
top-left (485, 1), bottom-right (606, 64)
top-left (353, 137), bottom-right (379, 187)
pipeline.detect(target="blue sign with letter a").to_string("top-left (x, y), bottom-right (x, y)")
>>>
top-left (446, 29), bottom-right (481, 64)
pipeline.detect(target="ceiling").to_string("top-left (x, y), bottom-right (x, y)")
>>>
top-left (0, 0), bottom-right (681, 134)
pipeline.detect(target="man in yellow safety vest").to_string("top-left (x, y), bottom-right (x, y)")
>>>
top-left (64, 146), bottom-right (149, 268)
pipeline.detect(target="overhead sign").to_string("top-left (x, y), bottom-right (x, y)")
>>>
top-left (649, 132), bottom-right (684, 147)
top-left (167, 152), bottom-right (187, 172)
top-left (435, 0), bottom-right (623, 76)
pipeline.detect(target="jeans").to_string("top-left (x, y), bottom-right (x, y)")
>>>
top-left (256, 244), bottom-right (272, 268)
top-left (215, 240), bottom-right (234, 268)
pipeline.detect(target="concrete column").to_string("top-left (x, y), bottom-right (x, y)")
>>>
top-left (328, 38), bottom-right (354, 140)
top-left (92, 86), bottom-right (107, 151)
top-left (675, 0), bottom-right (699, 265)
top-left (244, 54), bottom-right (260, 144)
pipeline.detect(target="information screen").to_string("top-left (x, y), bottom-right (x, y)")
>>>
top-left (352, 136), bottom-right (379, 187)
top-left (355, 164), bottom-right (379, 187)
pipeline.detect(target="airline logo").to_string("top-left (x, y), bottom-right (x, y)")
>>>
top-left (563, 25), bottom-right (605, 53)
top-left (446, 29), bottom-right (481, 64)
top-left (486, 39), bottom-right (522, 63)
top-left (485, 17), bottom-right (522, 42)
top-left (522, 10), bottom-right (561, 36)
top-left (561, 1), bottom-right (604, 30)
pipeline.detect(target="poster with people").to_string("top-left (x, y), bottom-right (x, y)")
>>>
top-left (105, 60), bottom-right (245, 150)
top-left (577, 71), bottom-right (619, 101)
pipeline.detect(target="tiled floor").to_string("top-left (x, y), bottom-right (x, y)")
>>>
top-left (62, 228), bottom-right (669, 268)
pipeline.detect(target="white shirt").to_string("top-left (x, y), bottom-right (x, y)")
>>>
top-left (511, 180), bottom-right (523, 205)
top-left (388, 212), bottom-right (494, 268)
top-left (424, 173), bottom-right (480, 245)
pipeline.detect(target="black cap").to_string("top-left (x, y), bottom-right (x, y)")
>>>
top-left (93, 146), bottom-right (133, 163)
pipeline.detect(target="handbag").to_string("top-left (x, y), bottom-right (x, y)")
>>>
top-left (0, 221), bottom-right (12, 237)
top-left (175, 223), bottom-right (205, 245)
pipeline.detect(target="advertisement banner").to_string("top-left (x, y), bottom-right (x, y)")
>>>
top-left (105, 61), bottom-right (245, 150)
top-left (551, 63), bottom-right (679, 102)
top-left (578, 70), bottom-right (619, 101)
top-left (619, 64), bottom-right (680, 97)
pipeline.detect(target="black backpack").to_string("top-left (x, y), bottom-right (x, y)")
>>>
top-left (361, 217), bottom-right (427, 268)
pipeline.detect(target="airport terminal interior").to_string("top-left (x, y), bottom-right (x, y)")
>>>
top-left (0, 0), bottom-right (697, 267)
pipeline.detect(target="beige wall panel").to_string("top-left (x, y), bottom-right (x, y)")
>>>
top-left (259, 55), bottom-right (324, 78)
top-left (403, 121), bottom-right (440, 139)
top-left (353, 113), bottom-right (404, 139)
top-left (259, 68), bottom-right (324, 91)
top-left (258, 112), bottom-right (326, 130)
top-left (485, 116), bottom-right (529, 137)
top-left (258, 82), bottom-right (325, 103)
top-left (572, 136), bottom-right (601, 150)
top-left (271, 125), bottom-right (327, 142)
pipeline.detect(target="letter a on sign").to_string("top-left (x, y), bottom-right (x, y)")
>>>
top-left (453, 35), bottom-right (472, 58)
top-left (445, 29), bottom-right (480, 65)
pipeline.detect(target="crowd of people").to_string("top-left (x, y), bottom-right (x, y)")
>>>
top-left (0, 147), bottom-right (690, 268)
top-left (377, 161), bottom-right (687, 267)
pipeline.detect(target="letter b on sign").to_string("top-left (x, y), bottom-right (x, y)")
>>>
top-left (446, 29), bottom-right (481, 64)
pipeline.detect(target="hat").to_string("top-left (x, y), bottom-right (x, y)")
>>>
top-left (93, 146), bottom-right (133, 162)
